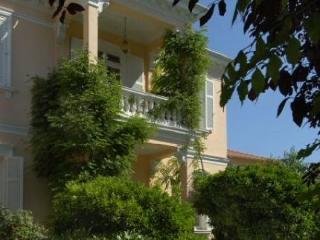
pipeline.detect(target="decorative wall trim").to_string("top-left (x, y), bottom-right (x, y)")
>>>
top-left (15, 12), bottom-right (53, 28)
top-left (0, 6), bottom-right (53, 28)
top-left (207, 49), bottom-right (231, 66)
top-left (113, 0), bottom-right (205, 27)
top-left (0, 123), bottom-right (29, 136)
top-left (186, 151), bottom-right (230, 166)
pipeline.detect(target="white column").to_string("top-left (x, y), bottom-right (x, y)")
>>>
top-left (83, 0), bottom-right (109, 62)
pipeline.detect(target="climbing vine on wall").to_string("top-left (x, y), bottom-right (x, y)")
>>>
top-left (31, 52), bottom-right (153, 191)
top-left (152, 27), bottom-right (210, 130)
top-left (151, 27), bottom-right (210, 191)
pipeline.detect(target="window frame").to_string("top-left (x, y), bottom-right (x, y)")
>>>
top-left (0, 9), bottom-right (12, 89)
top-left (205, 78), bottom-right (214, 130)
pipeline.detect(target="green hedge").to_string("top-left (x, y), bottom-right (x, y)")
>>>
top-left (52, 176), bottom-right (196, 240)
top-left (0, 208), bottom-right (47, 240)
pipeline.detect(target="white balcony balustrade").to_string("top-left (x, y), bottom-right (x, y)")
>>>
top-left (121, 87), bottom-right (185, 129)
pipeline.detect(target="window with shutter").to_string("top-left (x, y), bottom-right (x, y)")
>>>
top-left (0, 10), bottom-right (12, 88)
top-left (206, 79), bottom-right (214, 130)
top-left (0, 156), bottom-right (23, 210)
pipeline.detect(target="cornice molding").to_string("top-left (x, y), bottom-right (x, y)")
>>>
top-left (185, 150), bottom-right (230, 166)
top-left (113, 0), bottom-right (205, 27)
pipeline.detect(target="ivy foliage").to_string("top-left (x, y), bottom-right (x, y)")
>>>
top-left (31, 52), bottom-right (153, 190)
top-left (52, 176), bottom-right (197, 240)
top-left (152, 27), bottom-right (210, 130)
top-left (193, 163), bottom-right (319, 240)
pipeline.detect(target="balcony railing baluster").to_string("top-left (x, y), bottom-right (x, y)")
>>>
top-left (121, 87), bottom-right (185, 129)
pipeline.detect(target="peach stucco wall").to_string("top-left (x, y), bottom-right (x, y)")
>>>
top-left (0, 2), bottom-right (55, 222)
top-left (203, 79), bottom-right (228, 159)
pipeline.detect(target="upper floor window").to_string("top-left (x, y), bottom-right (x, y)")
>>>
top-left (0, 10), bottom-right (12, 89)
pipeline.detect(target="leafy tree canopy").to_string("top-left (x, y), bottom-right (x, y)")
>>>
top-left (179, 0), bottom-right (320, 158)
top-left (193, 163), bottom-right (319, 240)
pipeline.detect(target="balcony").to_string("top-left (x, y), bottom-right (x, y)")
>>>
top-left (121, 87), bottom-right (185, 129)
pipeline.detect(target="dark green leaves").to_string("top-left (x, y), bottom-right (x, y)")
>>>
top-left (278, 69), bottom-right (292, 96)
top-left (268, 54), bottom-right (282, 80)
top-left (200, 4), bottom-right (215, 26)
top-left (291, 97), bottom-right (307, 127)
top-left (172, 0), bottom-right (181, 6)
top-left (305, 13), bottom-right (320, 43)
top-left (252, 68), bottom-right (265, 95)
top-left (218, 0), bottom-right (227, 16)
top-left (66, 3), bottom-right (85, 15)
top-left (286, 37), bottom-right (301, 64)
top-left (188, 0), bottom-right (199, 12)
top-left (49, 0), bottom-right (85, 23)
top-left (237, 80), bottom-right (249, 102)
top-left (277, 97), bottom-right (289, 117)
top-left (52, 0), bottom-right (65, 18)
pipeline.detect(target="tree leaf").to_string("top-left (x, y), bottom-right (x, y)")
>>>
top-left (291, 97), bottom-right (306, 127)
top-left (278, 69), bottom-right (292, 96)
top-left (172, 0), bottom-right (181, 6)
top-left (253, 37), bottom-right (266, 63)
top-left (200, 4), bottom-right (215, 26)
top-left (252, 68), bottom-right (265, 94)
top-left (218, 0), bottom-right (227, 16)
top-left (305, 13), bottom-right (320, 43)
top-left (67, 3), bottom-right (85, 15)
top-left (220, 76), bottom-right (235, 107)
top-left (277, 97), bottom-right (289, 117)
top-left (248, 88), bottom-right (257, 101)
top-left (243, 12), bottom-right (253, 33)
top-left (236, 51), bottom-right (248, 74)
top-left (237, 80), bottom-right (249, 103)
top-left (59, 10), bottom-right (66, 23)
top-left (286, 37), bottom-right (301, 64)
top-left (267, 54), bottom-right (282, 80)
top-left (188, 0), bottom-right (199, 12)
top-left (52, 0), bottom-right (65, 18)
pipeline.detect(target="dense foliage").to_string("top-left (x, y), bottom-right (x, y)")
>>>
top-left (52, 176), bottom-right (197, 240)
top-left (219, 0), bottom-right (320, 158)
top-left (177, 0), bottom-right (320, 160)
top-left (0, 208), bottom-right (47, 240)
top-left (152, 27), bottom-right (210, 130)
top-left (31, 53), bottom-right (152, 190)
top-left (280, 147), bottom-right (307, 174)
top-left (193, 163), bottom-right (319, 240)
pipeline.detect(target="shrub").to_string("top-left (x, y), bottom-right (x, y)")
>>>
top-left (31, 52), bottom-right (153, 190)
top-left (52, 176), bottom-right (196, 240)
top-left (0, 208), bottom-right (47, 240)
top-left (192, 163), bottom-right (318, 240)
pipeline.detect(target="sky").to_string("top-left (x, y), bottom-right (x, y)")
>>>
top-left (198, 0), bottom-right (320, 162)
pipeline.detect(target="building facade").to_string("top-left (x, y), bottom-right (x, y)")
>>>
top-left (0, 0), bottom-right (230, 226)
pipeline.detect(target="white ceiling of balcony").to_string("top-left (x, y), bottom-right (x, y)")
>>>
top-left (98, 7), bottom-right (167, 44)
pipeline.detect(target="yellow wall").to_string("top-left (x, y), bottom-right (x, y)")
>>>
top-left (0, 3), bottom-right (55, 222)
top-left (203, 80), bottom-right (228, 159)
